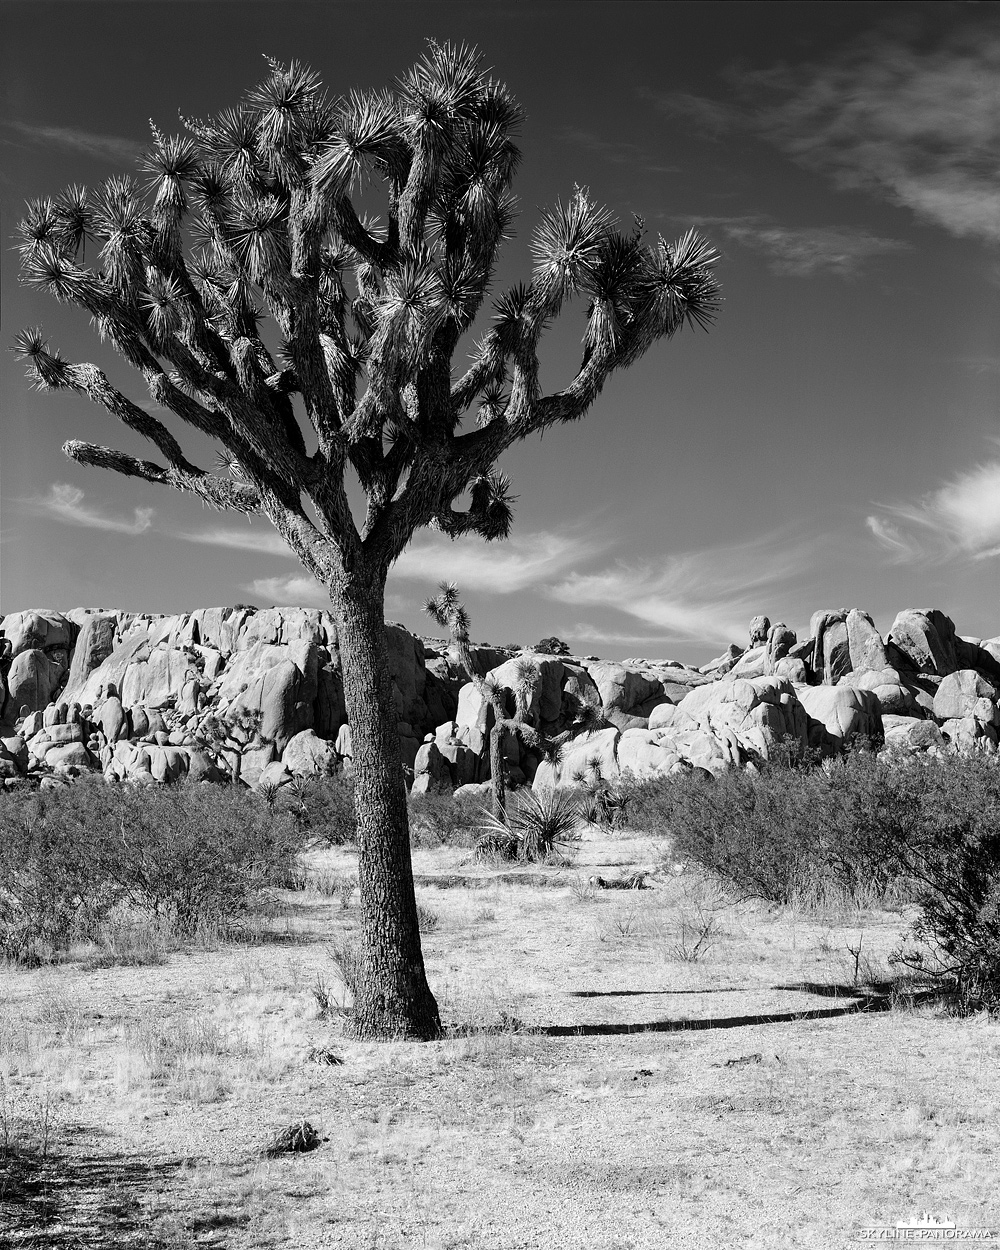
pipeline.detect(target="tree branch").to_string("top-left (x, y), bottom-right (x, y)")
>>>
top-left (63, 440), bottom-right (262, 512)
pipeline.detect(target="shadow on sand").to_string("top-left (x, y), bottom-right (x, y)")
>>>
top-left (539, 981), bottom-right (900, 1037)
top-left (0, 1144), bottom-right (239, 1247)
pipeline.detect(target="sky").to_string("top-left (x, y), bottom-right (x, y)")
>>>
top-left (1, 0), bottom-right (998, 664)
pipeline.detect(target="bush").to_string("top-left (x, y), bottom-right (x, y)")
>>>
top-left (893, 754), bottom-right (1000, 1013)
top-left (0, 778), bottom-right (311, 957)
top-left (633, 748), bottom-right (1000, 1014)
top-left (278, 773), bottom-right (357, 844)
top-left (408, 790), bottom-right (485, 847)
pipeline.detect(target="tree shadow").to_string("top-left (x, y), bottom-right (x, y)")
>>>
top-left (539, 982), bottom-right (896, 1037)
top-left (569, 988), bottom-right (748, 998)
top-left (0, 1145), bottom-right (238, 1247)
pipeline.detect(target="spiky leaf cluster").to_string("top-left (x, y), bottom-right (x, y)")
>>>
top-left (14, 42), bottom-right (720, 586)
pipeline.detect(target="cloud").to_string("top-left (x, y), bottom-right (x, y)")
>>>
top-left (247, 574), bottom-right (329, 608)
top-left (5, 121), bottom-right (144, 164)
top-left (23, 483), bottom-right (154, 534)
top-left (721, 221), bottom-right (909, 278)
top-left (868, 459), bottom-right (1000, 562)
top-left (547, 531), bottom-right (821, 645)
top-left (389, 527), bottom-right (609, 594)
top-left (637, 88), bottom-right (739, 140)
top-left (241, 525), bottom-right (610, 606)
top-left (176, 525), bottom-right (289, 556)
top-left (749, 24), bottom-right (1000, 241)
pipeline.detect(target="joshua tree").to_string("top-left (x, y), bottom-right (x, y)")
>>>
top-left (13, 43), bottom-right (721, 1040)
top-left (424, 582), bottom-right (602, 820)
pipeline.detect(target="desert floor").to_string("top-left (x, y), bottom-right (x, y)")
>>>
top-left (2, 829), bottom-right (999, 1249)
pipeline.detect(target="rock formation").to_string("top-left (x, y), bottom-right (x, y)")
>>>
top-left (1, 604), bottom-right (998, 792)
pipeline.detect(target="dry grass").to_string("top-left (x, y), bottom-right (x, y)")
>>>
top-left (1, 833), bottom-right (998, 1247)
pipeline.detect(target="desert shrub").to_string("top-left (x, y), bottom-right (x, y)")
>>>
top-left (0, 779), bottom-right (127, 960)
top-left (663, 764), bottom-right (832, 905)
top-left (644, 746), bottom-right (1000, 1013)
top-left (408, 790), bottom-right (485, 847)
top-left (278, 773), bottom-right (357, 844)
top-left (890, 754), bottom-right (1000, 1013)
top-left (0, 778), bottom-right (311, 955)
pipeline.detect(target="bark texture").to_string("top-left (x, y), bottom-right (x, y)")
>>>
top-left (336, 582), bottom-right (440, 1040)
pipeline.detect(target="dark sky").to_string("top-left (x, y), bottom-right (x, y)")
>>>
top-left (2, 1), bottom-right (998, 661)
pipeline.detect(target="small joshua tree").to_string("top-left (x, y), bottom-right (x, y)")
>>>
top-left (423, 582), bottom-right (602, 819)
top-left (14, 43), bottom-right (720, 1039)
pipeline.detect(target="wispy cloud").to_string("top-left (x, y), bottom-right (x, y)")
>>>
top-left (868, 458), bottom-right (1000, 563)
top-left (23, 484), bottom-right (154, 534)
top-left (558, 623), bottom-right (690, 650)
top-left (637, 88), bottom-right (739, 140)
top-left (547, 530), bottom-right (822, 645)
top-left (389, 527), bottom-right (609, 594)
top-left (248, 574), bottom-right (328, 607)
top-left (748, 24), bottom-right (1000, 241)
top-left (721, 219), bottom-right (908, 278)
top-left (176, 525), bottom-right (289, 556)
top-left (5, 121), bottom-right (144, 164)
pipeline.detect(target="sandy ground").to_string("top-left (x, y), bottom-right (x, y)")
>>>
top-left (2, 831), bottom-right (999, 1249)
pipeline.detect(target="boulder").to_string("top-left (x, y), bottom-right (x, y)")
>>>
top-left (729, 646), bottom-right (768, 680)
top-left (887, 609), bottom-right (959, 676)
top-left (238, 744), bottom-right (276, 788)
top-left (64, 613), bottom-right (117, 692)
top-left (809, 610), bottom-right (851, 684)
top-left (796, 685), bottom-right (882, 751)
top-left (0, 734), bottom-right (29, 773)
top-left (45, 741), bottom-right (95, 770)
top-left (955, 637), bottom-right (1000, 686)
top-left (226, 654), bottom-right (316, 753)
top-left (845, 609), bottom-right (890, 674)
top-left (335, 723), bottom-right (353, 760)
top-left (748, 616), bottom-right (770, 648)
top-left (256, 761), bottom-right (293, 791)
top-left (616, 728), bottom-right (687, 779)
top-left (282, 729), bottom-right (339, 777)
top-left (148, 745), bottom-right (189, 784)
top-left (533, 726), bottom-right (620, 789)
top-left (96, 696), bottom-right (129, 743)
top-left (940, 717), bottom-right (998, 756)
top-left (385, 624), bottom-right (428, 728)
top-left (678, 676), bottom-right (808, 760)
top-left (1, 611), bottom-right (76, 657)
top-left (186, 749), bottom-right (221, 783)
top-left (700, 645), bottom-right (743, 677)
top-left (486, 655), bottom-right (566, 726)
top-left (411, 739), bottom-right (452, 794)
top-left (881, 715), bottom-right (945, 753)
top-left (765, 623), bottom-right (796, 673)
top-left (436, 737), bottom-right (479, 787)
top-left (933, 670), bottom-right (998, 722)
top-left (5, 649), bottom-right (67, 716)
top-left (583, 662), bottom-right (662, 732)
top-left (773, 657), bottom-right (808, 684)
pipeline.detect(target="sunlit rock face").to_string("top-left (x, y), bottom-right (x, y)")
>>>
top-left (0, 603), bottom-right (997, 792)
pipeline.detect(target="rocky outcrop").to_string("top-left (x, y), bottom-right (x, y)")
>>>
top-left (2, 602), bottom-right (998, 793)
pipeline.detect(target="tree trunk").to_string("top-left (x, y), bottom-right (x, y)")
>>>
top-left (488, 713), bottom-right (507, 821)
top-left (334, 577), bottom-right (441, 1041)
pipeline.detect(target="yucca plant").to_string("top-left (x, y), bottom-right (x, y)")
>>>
top-left (14, 42), bottom-right (720, 1041)
top-left (477, 787), bottom-right (582, 864)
